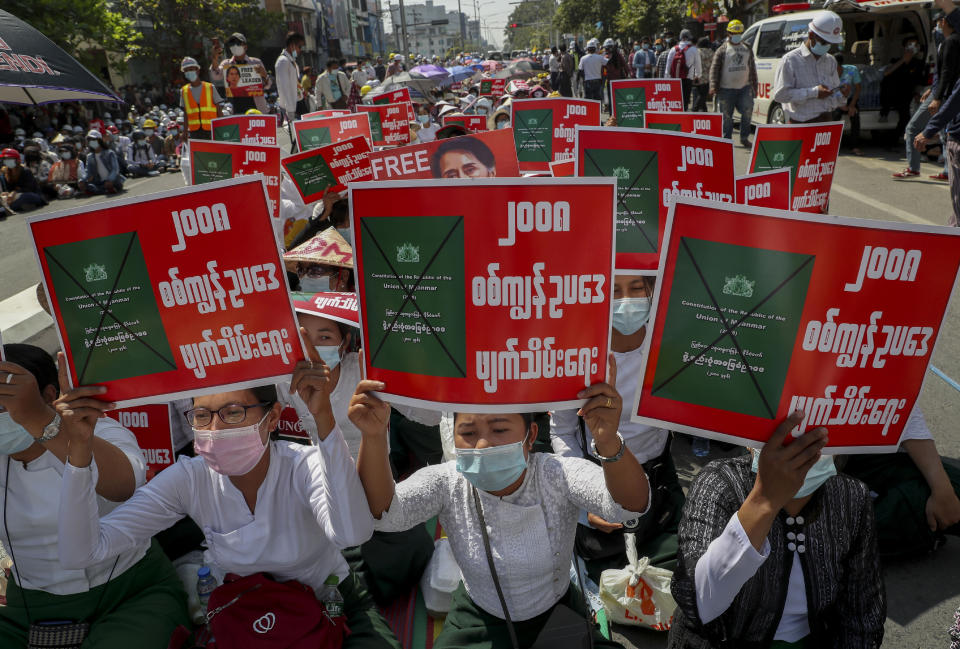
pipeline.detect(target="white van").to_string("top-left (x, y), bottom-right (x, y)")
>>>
top-left (744, 0), bottom-right (933, 131)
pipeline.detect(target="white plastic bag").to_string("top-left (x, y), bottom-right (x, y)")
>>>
top-left (598, 532), bottom-right (676, 630)
top-left (419, 537), bottom-right (461, 617)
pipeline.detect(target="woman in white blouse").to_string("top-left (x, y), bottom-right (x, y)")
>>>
top-left (351, 357), bottom-right (649, 648)
top-left (57, 342), bottom-right (401, 648)
top-left (551, 274), bottom-right (684, 576)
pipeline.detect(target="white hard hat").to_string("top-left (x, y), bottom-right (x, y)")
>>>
top-left (587, 38), bottom-right (599, 49)
top-left (603, 38), bottom-right (615, 48)
top-left (180, 56), bottom-right (200, 71)
top-left (808, 11), bottom-right (843, 44)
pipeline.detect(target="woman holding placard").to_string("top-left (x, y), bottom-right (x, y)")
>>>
top-left (351, 357), bottom-right (649, 648)
top-left (667, 414), bottom-right (885, 647)
top-left (551, 275), bottom-right (685, 578)
top-left (56, 339), bottom-right (401, 648)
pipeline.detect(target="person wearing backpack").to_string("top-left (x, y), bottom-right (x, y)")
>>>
top-left (666, 30), bottom-right (702, 110)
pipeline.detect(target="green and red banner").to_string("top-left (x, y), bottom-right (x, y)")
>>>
top-left (442, 114), bottom-right (487, 133)
top-left (575, 126), bottom-right (735, 273)
top-left (633, 198), bottom-right (960, 452)
top-left (27, 176), bottom-right (304, 407)
top-left (371, 87), bottom-right (416, 121)
top-left (357, 103), bottom-right (412, 147)
top-left (479, 78), bottom-right (506, 96)
top-left (644, 111), bottom-right (722, 137)
top-left (281, 135), bottom-right (373, 203)
top-left (512, 98), bottom-right (601, 172)
top-left (749, 122), bottom-right (843, 214)
top-left (188, 139), bottom-right (281, 218)
top-left (106, 404), bottom-right (175, 479)
top-left (293, 113), bottom-right (373, 151)
top-left (736, 168), bottom-right (792, 211)
top-left (611, 79), bottom-right (684, 128)
top-left (349, 178), bottom-right (616, 411)
top-left (291, 291), bottom-right (360, 327)
top-left (367, 129), bottom-right (519, 180)
top-left (302, 109), bottom-right (352, 119)
top-left (210, 114), bottom-right (278, 146)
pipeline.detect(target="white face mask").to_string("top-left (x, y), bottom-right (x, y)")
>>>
top-left (3, 159), bottom-right (16, 168)
top-left (231, 45), bottom-right (245, 57)
top-left (144, 129), bottom-right (154, 137)
top-left (290, 48), bottom-right (298, 59)
top-left (300, 275), bottom-right (331, 293)
top-left (184, 70), bottom-right (198, 82)
top-left (88, 140), bottom-right (100, 150)
top-left (60, 151), bottom-right (72, 159)
top-left (0, 412), bottom-right (36, 456)
top-left (497, 120), bottom-right (510, 129)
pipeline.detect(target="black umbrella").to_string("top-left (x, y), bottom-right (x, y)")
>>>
top-left (0, 9), bottom-right (119, 105)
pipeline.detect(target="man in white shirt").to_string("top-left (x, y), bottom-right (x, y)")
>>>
top-left (275, 31), bottom-right (305, 121)
top-left (316, 59), bottom-right (351, 109)
top-left (665, 29), bottom-right (702, 110)
top-left (772, 11), bottom-right (849, 123)
top-left (579, 40), bottom-right (606, 102)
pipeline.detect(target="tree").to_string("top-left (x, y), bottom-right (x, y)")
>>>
top-left (554, 0), bottom-right (620, 42)
top-left (503, 0), bottom-right (556, 52)
top-left (613, 0), bottom-right (687, 41)
top-left (113, 0), bottom-right (285, 82)
top-left (6, 0), bottom-right (142, 66)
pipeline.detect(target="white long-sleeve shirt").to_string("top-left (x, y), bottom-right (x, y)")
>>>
top-left (274, 49), bottom-right (300, 116)
top-left (59, 428), bottom-right (373, 593)
top-left (1, 417), bottom-right (147, 595)
top-left (666, 43), bottom-right (702, 81)
top-left (374, 453), bottom-right (646, 621)
top-left (772, 43), bottom-right (844, 122)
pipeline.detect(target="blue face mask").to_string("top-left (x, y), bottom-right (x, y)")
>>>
top-left (0, 412), bottom-right (37, 456)
top-left (314, 345), bottom-right (342, 370)
top-left (810, 41), bottom-right (831, 56)
top-left (612, 297), bottom-right (651, 335)
top-left (418, 115), bottom-right (430, 125)
top-left (751, 450), bottom-right (836, 498)
top-left (456, 434), bottom-right (528, 492)
top-left (300, 275), bottom-right (331, 293)
top-left (336, 227), bottom-right (352, 245)
top-left (184, 70), bottom-right (198, 82)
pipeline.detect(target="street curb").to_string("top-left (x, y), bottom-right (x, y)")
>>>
top-left (0, 284), bottom-right (53, 345)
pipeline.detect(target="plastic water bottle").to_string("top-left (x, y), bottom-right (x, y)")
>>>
top-left (692, 436), bottom-right (711, 458)
top-left (319, 575), bottom-right (345, 619)
top-left (196, 566), bottom-right (218, 617)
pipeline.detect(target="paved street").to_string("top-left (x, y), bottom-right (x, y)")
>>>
top-left (1, 135), bottom-right (959, 647)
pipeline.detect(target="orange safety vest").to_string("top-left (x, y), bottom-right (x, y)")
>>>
top-left (182, 82), bottom-right (217, 131)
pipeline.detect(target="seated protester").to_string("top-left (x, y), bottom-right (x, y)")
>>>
top-left (21, 140), bottom-right (56, 199)
top-left (0, 344), bottom-right (189, 647)
top-left (844, 407), bottom-right (960, 558)
top-left (57, 343), bottom-right (400, 649)
top-left (125, 129), bottom-right (161, 178)
top-left (668, 413), bottom-right (885, 648)
top-left (47, 142), bottom-right (82, 198)
top-left (352, 359), bottom-right (650, 648)
top-left (163, 123), bottom-right (180, 170)
top-left (143, 120), bottom-right (169, 173)
top-left (284, 227), bottom-right (355, 293)
top-left (102, 126), bottom-right (129, 176)
top-left (79, 130), bottom-right (125, 195)
top-left (552, 275), bottom-right (684, 577)
top-left (1, 148), bottom-right (48, 212)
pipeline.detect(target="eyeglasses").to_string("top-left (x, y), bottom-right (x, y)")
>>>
top-left (184, 402), bottom-right (271, 428)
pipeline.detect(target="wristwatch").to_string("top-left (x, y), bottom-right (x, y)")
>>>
top-left (591, 432), bottom-right (625, 463)
top-left (38, 412), bottom-right (62, 443)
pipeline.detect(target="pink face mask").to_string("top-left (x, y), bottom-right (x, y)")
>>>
top-left (193, 412), bottom-right (269, 476)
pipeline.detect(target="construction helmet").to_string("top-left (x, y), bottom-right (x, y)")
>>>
top-left (245, 108), bottom-right (262, 115)
top-left (142, 118), bottom-right (158, 129)
top-left (727, 19), bottom-right (745, 34)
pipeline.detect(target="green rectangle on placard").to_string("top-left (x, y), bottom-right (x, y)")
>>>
top-left (367, 112), bottom-right (384, 143)
top-left (648, 122), bottom-right (682, 131)
top-left (514, 108), bottom-right (553, 162)
top-left (582, 148), bottom-right (659, 254)
top-left (651, 238), bottom-right (814, 418)
top-left (286, 155), bottom-right (337, 197)
top-left (299, 125), bottom-right (333, 150)
top-left (480, 79), bottom-right (493, 94)
top-left (754, 139), bottom-right (804, 182)
top-left (192, 151), bottom-right (233, 185)
top-left (213, 123), bottom-right (241, 142)
top-left (44, 231), bottom-right (177, 385)
top-left (361, 215), bottom-right (466, 378)
top-left (614, 86), bottom-right (646, 127)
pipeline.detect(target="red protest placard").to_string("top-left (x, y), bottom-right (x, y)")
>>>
top-left (442, 114), bottom-right (487, 133)
top-left (291, 291), bottom-right (360, 327)
top-left (633, 198), bottom-right (960, 452)
top-left (281, 135), bottom-right (373, 203)
top-left (367, 129), bottom-right (519, 180)
top-left (644, 111), bottom-right (723, 138)
top-left (512, 98), bottom-right (601, 172)
top-left (293, 113), bottom-right (373, 151)
top-left (210, 114), bottom-right (278, 146)
top-left (277, 406), bottom-right (311, 441)
top-left (188, 139), bottom-right (281, 218)
top-left (349, 178), bottom-right (616, 411)
top-left (479, 78), bottom-right (506, 96)
top-left (27, 176), bottom-right (304, 407)
top-left (106, 404), bottom-right (175, 479)
top-left (302, 109), bottom-right (352, 119)
top-left (749, 122), bottom-right (843, 214)
top-left (575, 126), bottom-right (735, 273)
top-left (357, 103), bottom-right (412, 147)
top-left (611, 79), bottom-right (684, 128)
top-left (371, 87), bottom-right (416, 121)
top-left (550, 159), bottom-right (575, 177)
top-left (736, 168), bottom-right (792, 211)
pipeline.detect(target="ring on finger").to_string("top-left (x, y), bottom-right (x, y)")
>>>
top-left (605, 396), bottom-right (613, 409)
top-left (4, 373), bottom-right (13, 384)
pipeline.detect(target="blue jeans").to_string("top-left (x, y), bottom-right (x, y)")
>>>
top-left (905, 93), bottom-right (934, 172)
top-left (719, 86), bottom-right (754, 141)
